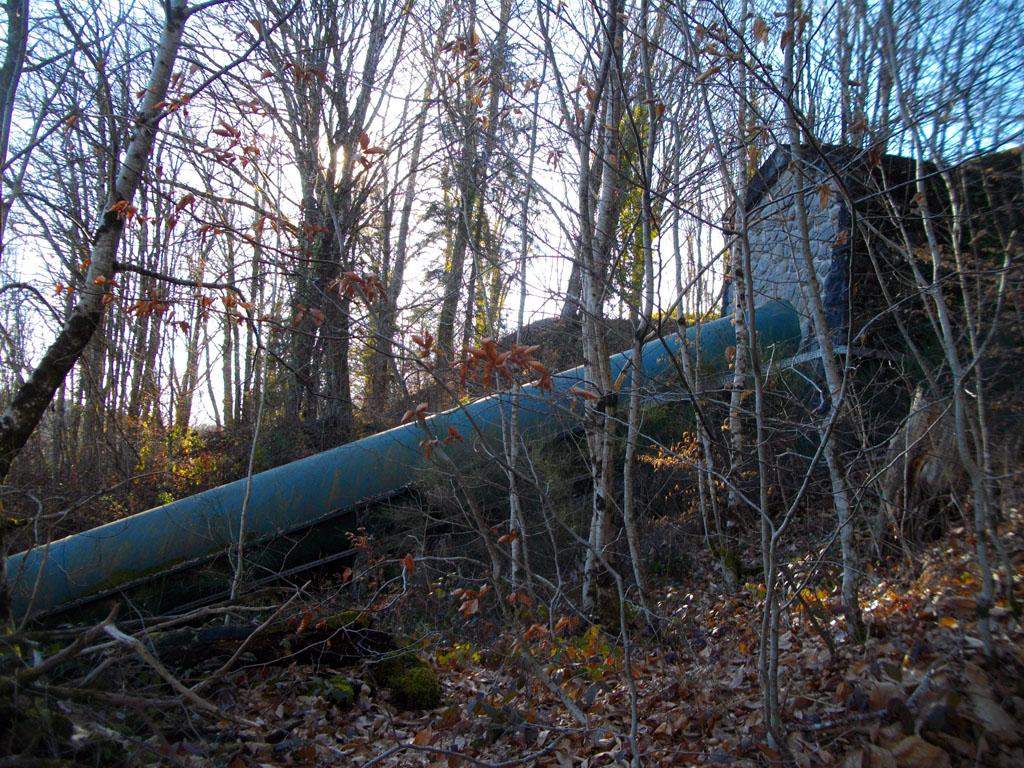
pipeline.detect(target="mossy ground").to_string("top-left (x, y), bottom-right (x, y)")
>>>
top-left (371, 653), bottom-right (443, 710)
top-left (313, 675), bottom-right (356, 708)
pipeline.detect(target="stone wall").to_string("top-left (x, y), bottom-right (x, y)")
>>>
top-left (724, 147), bottom-right (852, 351)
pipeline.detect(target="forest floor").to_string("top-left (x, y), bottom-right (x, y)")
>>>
top-left (15, 512), bottom-right (1024, 767)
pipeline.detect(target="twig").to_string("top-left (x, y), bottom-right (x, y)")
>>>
top-left (102, 623), bottom-right (255, 725)
top-left (26, 681), bottom-right (189, 709)
top-left (779, 563), bottom-right (837, 663)
top-left (905, 660), bottom-right (941, 709)
top-left (77, 656), bottom-right (115, 687)
top-left (228, 351), bottom-right (270, 608)
top-left (789, 708), bottom-right (891, 733)
top-left (113, 261), bottom-right (247, 299)
top-left (13, 605), bottom-right (118, 686)
top-left (362, 740), bottom-right (562, 768)
top-left (192, 583), bottom-right (307, 694)
top-left (516, 647), bottom-right (588, 726)
top-left (125, 602), bottom-right (277, 633)
top-left (789, 659), bottom-right (945, 733)
top-left (361, 745), bottom-right (404, 767)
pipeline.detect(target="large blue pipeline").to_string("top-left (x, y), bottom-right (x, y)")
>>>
top-left (7, 301), bottom-right (800, 621)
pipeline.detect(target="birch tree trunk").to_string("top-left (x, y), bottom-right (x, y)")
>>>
top-left (580, 0), bottom-right (626, 614)
top-left (621, 0), bottom-right (658, 605)
top-left (677, 13), bottom-right (745, 590)
top-left (783, 0), bottom-right (864, 641)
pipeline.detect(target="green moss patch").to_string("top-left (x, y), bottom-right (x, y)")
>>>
top-left (312, 675), bottom-right (356, 708)
top-left (371, 653), bottom-right (443, 710)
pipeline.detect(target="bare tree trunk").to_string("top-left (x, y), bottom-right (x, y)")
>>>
top-left (204, 323), bottom-right (221, 429)
top-left (222, 300), bottom-right (235, 429)
top-left (174, 253), bottom-right (208, 432)
top-left (0, 0), bottom-right (29, 261)
top-left (506, 52), bottom-right (545, 591)
top-left (621, 0), bottom-right (657, 606)
top-left (0, 0), bottom-right (191, 624)
top-left (783, 0), bottom-right (863, 641)
top-left (677, 13), bottom-right (744, 590)
top-left (436, 0), bottom-right (479, 360)
top-left (580, 0), bottom-right (626, 614)
top-left (879, 2), bottom-right (996, 653)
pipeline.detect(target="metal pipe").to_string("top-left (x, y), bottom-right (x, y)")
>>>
top-left (8, 300), bottom-right (800, 620)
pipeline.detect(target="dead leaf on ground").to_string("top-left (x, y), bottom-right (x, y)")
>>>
top-left (888, 735), bottom-right (951, 768)
top-left (964, 664), bottom-right (1021, 744)
top-left (843, 744), bottom-right (897, 768)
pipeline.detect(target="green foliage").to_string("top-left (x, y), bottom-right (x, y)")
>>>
top-left (542, 623), bottom-right (622, 688)
top-left (654, 306), bottom-right (721, 326)
top-left (98, 494), bottom-right (128, 519)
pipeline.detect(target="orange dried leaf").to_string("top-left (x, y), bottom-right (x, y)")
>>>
top-left (554, 615), bottom-right (580, 634)
top-left (817, 183), bottom-right (832, 209)
top-left (753, 16), bottom-right (770, 44)
top-left (175, 193), bottom-right (197, 213)
top-left (523, 623), bottom-right (549, 642)
top-left (695, 65), bottom-right (721, 84)
top-left (569, 386), bottom-right (600, 401)
top-left (526, 360), bottom-right (549, 374)
top-left (507, 590), bottom-right (532, 607)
